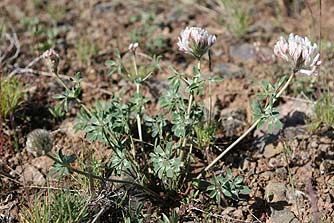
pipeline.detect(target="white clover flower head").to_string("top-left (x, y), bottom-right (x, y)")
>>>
top-left (42, 49), bottom-right (60, 73)
top-left (26, 129), bottom-right (53, 157)
top-left (274, 33), bottom-right (322, 75)
top-left (128, 42), bottom-right (139, 53)
top-left (177, 26), bottom-right (216, 59)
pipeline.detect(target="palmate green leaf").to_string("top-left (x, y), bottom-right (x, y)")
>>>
top-left (207, 170), bottom-right (250, 203)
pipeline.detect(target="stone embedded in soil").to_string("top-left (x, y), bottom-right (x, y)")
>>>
top-left (214, 63), bottom-right (245, 79)
top-left (265, 181), bottom-right (300, 223)
top-left (253, 99), bottom-right (312, 152)
top-left (220, 108), bottom-right (247, 137)
top-left (31, 156), bottom-right (53, 174)
top-left (270, 208), bottom-right (300, 223)
top-left (17, 164), bottom-right (45, 186)
top-left (229, 43), bottom-right (256, 64)
top-left (263, 142), bottom-right (283, 158)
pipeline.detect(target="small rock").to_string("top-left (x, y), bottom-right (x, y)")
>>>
top-left (271, 208), bottom-right (300, 223)
top-left (233, 209), bottom-right (243, 219)
top-left (214, 63), bottom-right (245, 79)
top-left (263, 142), bottom-right (283, 158)
top-left (31, 156), bottom-right (53, 174)
top-left (259, 171), bottom-right (272, 181)
top-left (279, 100), bottom-right (314, 125)
top-left (229, 43), bottom-right (256, 64)
top-left (309, 140), bottom-right (318, 149)
top-left (265, 181), bottom-right (287, 203)
top-left (222, 207), bottom-right (236, 215)
top-left (283, 126), bottom-right (308, 139)
top-left (220, 108), bottom-right (246, 137)
top-left (19, 164), bottom-right (45, 186)
top-left (265, 181), bottom-right (300, 223)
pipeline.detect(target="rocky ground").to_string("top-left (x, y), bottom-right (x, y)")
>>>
top-left (1, 0), bottom-right (334, 222)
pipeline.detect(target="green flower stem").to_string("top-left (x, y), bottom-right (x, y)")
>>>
top-left (180, 60), bottom-right (201, 160)
top-left (197, 71), bottom-right (295, 179)
top-left (46, 153), bottom-right (160, 198)
top-left (132, 53), bottom-right (143, 143)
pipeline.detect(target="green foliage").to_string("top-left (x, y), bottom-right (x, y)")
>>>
top-left (106, 49), bottom-right (161, 82)
top-left (0, 77), bottom-right (24, 119)
top-left (20, 16), bottom-right (58, 51)
top-left (20, 194), bottom-right (51, 223)
top-left (49, 149), bottom-right (77, 178)
top-left (20, 190), bottom-right (89, 223)
top-left (252, 76), bottom-right (286, 132)
top-left (74, 97), bottom-right (130, 144)
top-left (195, 122), bottom-right (216, 150)
top-left (144, 114), bottom-right (167, 139)
top-left (105, 49), bottom-right (124, 76)
top-left (207, 169), bottom-right (250, 203)
top-left (46, 2), bottom-right (66, 23)
top-left (159, 211), bottom-right (180, 223)
top-left (150, 141), bottom-right (183, 180)
top-left (50, 190), bottom-right (89, 222)
top-left (311, 92), bottom-right (334, 130)
top-left (75, 37), bottom-right (98, 65)
top-left (218, 0), bottom-right (252, 38)
top-left (50, 72), bottom-right (81, 118)
top-left (109, 147), bottom-right (133, 176)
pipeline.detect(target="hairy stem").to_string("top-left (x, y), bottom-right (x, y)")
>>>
top-left (132, 53), bottom-right (143, 143)
top-left (197, 71), bottom-right (295, 178)
top-left (180, 60), bottom-right (201, 161)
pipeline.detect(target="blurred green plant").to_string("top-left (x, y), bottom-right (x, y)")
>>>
top-left (75, 37), bottom-right (98, 65)
top-left (20, 190), bottom-right (89, 223)
top-left (0, 77), bottom-right (24, 119)
top-left (20, 16), bottom-right (58, 52)
top-left (46, 2), bottom-right (67, 23)
top-left (310, 92), bottom-right (334, 130)
top-left (217, 0), bottom-right (252, 38)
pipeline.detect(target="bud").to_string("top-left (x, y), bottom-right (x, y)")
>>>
top-left (128, 42), bottom-right (139, 53)
top-left (26, 129), bottom-right (53, 157)
top-left (177, 27), bottom-right (216, 59)
top-left (274, 33), bottom-right (322, 75)
top-left (42, 49), bottom-right (60, 74)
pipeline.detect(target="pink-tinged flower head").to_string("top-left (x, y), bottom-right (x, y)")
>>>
top-left (42, 49), bottom-right (60, 73)
top-left (274, 33), bottom-right (322, 75)
top-left (177, 27), bottom-right (216, 59)
top-left (128, 42), bottom-right (139, 53)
